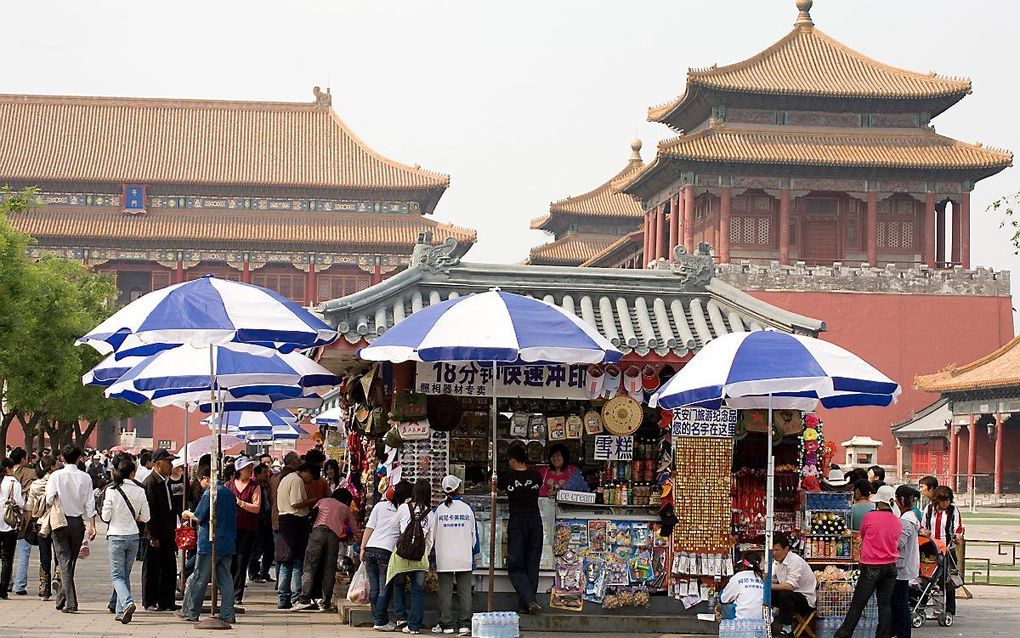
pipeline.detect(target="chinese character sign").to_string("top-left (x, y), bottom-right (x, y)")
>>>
top-left (670, 407), bottom-right (737, 438)
top-left (593, 435), bottom-right (634, 461)
top-left (415, 362), bottom-right (589, 399)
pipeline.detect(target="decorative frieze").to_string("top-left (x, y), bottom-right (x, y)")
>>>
top-left (785, 111), bottom-right (862, 127)
top-left (25, 191), bottom-right (417, 214)
top-left (789, 177), bottom-right (867, 194)
top-left (870, 113), bottom-right (921, 128)
top-left (726, 108), bottom-right (778, 125)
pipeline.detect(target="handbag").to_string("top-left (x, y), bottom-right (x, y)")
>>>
top-left (3, 480), bottom-right (23, 531)
top-left (390, 391), bottom-right (427, 422)
top-left (176, 522), bottom-right (198, 551)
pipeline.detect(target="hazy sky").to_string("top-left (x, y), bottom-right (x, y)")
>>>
top-left (5, 0), bottom-right (1018, 327)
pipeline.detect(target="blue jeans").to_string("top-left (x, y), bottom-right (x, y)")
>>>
top-left (276, 560), bottom-right (303, 606)
top-left (835, 562), bottom-right (896, 638)
top-left (404, 570), bottom-right (426, 631)
top-left (182, 552), bottom-right (235, 622)
top-left (14, 538), bottom-right (30, 593)
top-left (364, 547), bottom-right (406, 627)
top-left (108, 534), bottom-right (139, 615)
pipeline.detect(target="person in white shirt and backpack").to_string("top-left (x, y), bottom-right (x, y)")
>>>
top-left (429, 475), bottom-right (478, 636)
top-left (101, 456), bottom-right (151, 624)
top-left (1, 458), bottom-right (27, 599)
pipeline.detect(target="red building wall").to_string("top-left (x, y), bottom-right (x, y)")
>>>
top-left (745, 290), bottom-right (1015, 466)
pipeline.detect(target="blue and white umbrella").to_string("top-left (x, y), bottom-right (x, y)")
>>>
top-left (311, 406), bottom-right (343, 426)
top-left (105, 343), bottom-right (340, 408)
top-left (202, 410), bottom-right (296, 432)
top-left (78, 275), bottom-right (337, 357)
top-left (358, 289), bottom-right (622, 364)
top-left (648, 330), bottom-right (899, 621)
top-left (82, 354), bottom-right (147, 387)
top-left (239, 423), bottom-right (304, 441)
top-left (649, 331), bottom-right (900, 410)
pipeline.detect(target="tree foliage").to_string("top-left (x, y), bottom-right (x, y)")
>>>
top-left (987, 191), bottom-right (1020, 254)
top-left (1, 188), bottom-right (144, 456)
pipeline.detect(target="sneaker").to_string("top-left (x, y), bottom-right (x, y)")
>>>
top-left (431, 625), bottom-right (445, 633)
top-left (396, 620), bottom-right (408, 629)
top-left (292, 600), bottom-right (317, 612)
top-left (251, 577), bottom-right (267, 584)
top-left (402, 628), bottom-right (421, 635)
top-left (458, 628), bottom-right (470, 636)
top-left (121, 602), bottom-right (136, 624)
top-left (175, 610), bottom-right (197, 622)
top-left (277, 601), bottom-right (293, 610)
top-left (528, 602), bottom-right (542, 615)
top-left (14, 590), bottom-right (27, 596)
top-left (443, 630), bottom-right (454, 635)
top-left (374, 623), bottom-right (397, 631)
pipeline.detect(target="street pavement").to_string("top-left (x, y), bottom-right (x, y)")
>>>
top-left (1, 520), bottom-right (1018, 637)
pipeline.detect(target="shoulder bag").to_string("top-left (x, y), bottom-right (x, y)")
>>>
top-left (3, 479), bottom-right (23, 531)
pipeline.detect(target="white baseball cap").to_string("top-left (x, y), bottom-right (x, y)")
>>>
top-left (442, 475), bottom-right (462, 494)
top-left (870, 484), bottom-right (896, 505)
top-left (234, 457), bottom-right (254, 472)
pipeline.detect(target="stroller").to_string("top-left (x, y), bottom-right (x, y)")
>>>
top-left (910, 536), bottom-right (957, 628)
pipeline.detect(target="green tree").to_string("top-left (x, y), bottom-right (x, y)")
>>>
top-left (987, 191), bottom-right (1020, 254)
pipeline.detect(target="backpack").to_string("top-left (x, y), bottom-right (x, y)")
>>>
top-left (3, 479), bottom-right (23, 531)
top-left (394, 504), bottom-right (428, 562)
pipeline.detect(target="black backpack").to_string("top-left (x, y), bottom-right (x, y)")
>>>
top-left (394, 505), bottom-right (428, 562)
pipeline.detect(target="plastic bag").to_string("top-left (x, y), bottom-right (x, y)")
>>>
top-left (347, 563), bottom-right (370, 604)
top-left (78, 538), bottom-right (90, 559)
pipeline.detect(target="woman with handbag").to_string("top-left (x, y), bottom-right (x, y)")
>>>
top-left (101, 457), bottom-right (151, 624)
top-left (387, 479), bottom-right (434, 635)
top-left (27, 456), bottom-right (58, 599)
top-left (1, 458), bottom-right (26, 599)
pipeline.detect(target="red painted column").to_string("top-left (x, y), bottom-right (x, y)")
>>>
top-left (866, 191), bottom-right (878, 266)
top-left (951, 199), bottom-right (962, 265)
top-left (779, 189), bottom-right (791, 265)
top-left (683, 185), bottom-right (695, 254)
top-left (719, 187), bottom-right (731, 264)
top-left (241, 259), bottom-right (251, 284)
top-left (642, 212), bottom-right (650, 266)
top-left (935, 202), bottom-right (947, 267)
top-left (648, 207), bottom-right (659, 262)
top-left (175, 259), bottom-right (185, 284)
top-left (960, 192), bottom-right (971, 269)
top-left (668, 193), bottom-right (680, 262)
top-left (924, 193), bottom-right (937, 269)
top-left (305, 262), bottom-right (317, 306)
top-left (967, 415), bottom-right (977, 494)
top-left (994, 412), bottom-right (1004, 494)
top-left (371, 264), bottom-right (383, 286)
top-left (949, 424), bottom-right (959, 491)
top-left (656, 203), bottom-right (668, 261)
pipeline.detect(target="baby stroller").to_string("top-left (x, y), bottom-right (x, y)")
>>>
top-left (910, 536), bottom-right (956, 628)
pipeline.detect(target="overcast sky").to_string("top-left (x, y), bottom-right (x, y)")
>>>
top-left (5, 0), bottom-right (1018, 328)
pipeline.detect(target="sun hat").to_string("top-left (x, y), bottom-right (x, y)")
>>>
top-left (234, 456), bottom-right (254, 472)
top-left (442, 475), bottom-right (462, 494)
top-left (869, 484), bottom-right (896, 505)
top-left (824, 467), bottom-right (849, 487)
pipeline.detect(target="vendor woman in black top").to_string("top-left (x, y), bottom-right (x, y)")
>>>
top-left (497, 444), bottom-right (543, 615)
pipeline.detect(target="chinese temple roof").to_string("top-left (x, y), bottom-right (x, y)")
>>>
top-left (891, 398), bottom-right (951, 440)
top-left (319, 241), bottom-right (825, 356)
top-left (526, 233), bottom-right (619, 267)
top-left (579, 229), bottom-right (644, 268)
top-left (618, 123), bottom-right (1013, 193)
top-left (0, 89), bottom-right (450, 213)
top-left (914, 335), bottom-right (1020, 394)
top-left (649, 1), bottom-right (973, 131)
top-left (7, 206), bottom-right (476, 252)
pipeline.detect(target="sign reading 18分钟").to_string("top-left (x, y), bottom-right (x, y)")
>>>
top-left (414, 362), bottom-right (590, 399)
top-left (670, 407), bottom-right (738, 438)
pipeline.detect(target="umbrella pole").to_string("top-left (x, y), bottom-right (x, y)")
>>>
top-left (764, 393), bottom-right (775, 635)
top-left (180, 404), bottom-right (190, 594)
top-left (197, 344), bottom-right (230, 630)
top-left (487, 360), bottom-right (497, 612)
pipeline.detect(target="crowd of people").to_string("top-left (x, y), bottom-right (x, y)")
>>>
top-left (718, 468), bottom-right (964, 638)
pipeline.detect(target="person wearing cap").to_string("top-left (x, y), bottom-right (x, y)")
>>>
top-left (834, 484), bottom-right (901, 638)
top-left (226, 457), bottom-right (260, 607)
top-left (141, 448), bottom-right (179, 612)
top-left (893, 485), bottom-right (921, 638)
top-left (430, 475), bottom-right (477, 636)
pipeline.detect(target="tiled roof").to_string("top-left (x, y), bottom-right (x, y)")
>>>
top-left (914, 335), bottom-right (1020, 394)
top-left (579, 230), bottom-right (644, 268)
top-left (527, 234), bottom-right (618, 266)
top-left (543, 157), bottom-right (645, 222)
top-left (0, 92), bottom-right (449, 196)
top-left (648, 24), bottom-right (971, 124)
top-left (320, 246), bottom-right (825, 355)
top-left (618, 125), bottom-right (1012, 191)
top-left (891, 398), bottom-right (951, 439)
top-left (7, 206), bottom-right (476, 251)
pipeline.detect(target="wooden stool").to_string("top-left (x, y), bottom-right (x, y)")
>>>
top-left (792, 611), bottom-right (816, 638)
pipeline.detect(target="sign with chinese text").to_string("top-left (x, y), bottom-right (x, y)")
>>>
top-left (593, 435), bottom-right (634, 461)
top-left (397, 420), bottom-right (430, 440)
top-left (670, 407), bottom-right (738, 438)
top-left (415, 362), bottom-right (589, 399)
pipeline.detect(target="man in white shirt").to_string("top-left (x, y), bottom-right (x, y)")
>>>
top-left (134, 451), bottom-right (153, 484)
top-left (772, 532), bottom-right (817, 635)
top-left (44, 445), bottom-right (97, 613)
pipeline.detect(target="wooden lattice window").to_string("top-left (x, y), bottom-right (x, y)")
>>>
top-left (729, 191), bottom-right (775, 247)
top-left (252, 270), bottom-right (306, 303)
top-left (317, 274), bottom-right (371, 301)
top-left (877, 197), bottom-right (919, 252)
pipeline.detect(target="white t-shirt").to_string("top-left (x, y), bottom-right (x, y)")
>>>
top-left (774, 550), bottom-right (817, 607)
top-left (0, 475), bottom-right (26, 533)
top-left (721, 571), bottom-right (765, 620)
top-left (430, 499), bottom-right (478, 573)
top-left (134, 465), bottom-right (152, 484)
top-left (365, 500), bottom-right (401, 551)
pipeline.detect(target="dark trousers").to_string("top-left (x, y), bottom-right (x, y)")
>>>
top-left (438, 571), bottom-right (473, 631)
top-left (945, 579), bottom-right (956, 615)
top-left (38, 535), bottom-right (53, 597)
top-left (231, 529), bottom-right (256, 603)
top-left (52, 516), bottom-right (85, 611)
top-left (301, 526), bottom-right (340, 605)
top-left (892, 579), bottom-right (911, 638)
top-left (248, 520), bottom-right (273, 579)
top-left (506, 511), bottom-right (543, 609)
top-left (141, 536), bottom-right (177, 609)
top-left (0, 530), bottom-right (16, 597)
top-left (772, 589), bottom-right (813, 625)
top-left (836, 562), bottom-right (897, 638)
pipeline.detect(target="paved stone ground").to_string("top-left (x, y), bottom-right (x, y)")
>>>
top-left (1, 524), bottom-right (1018, 637)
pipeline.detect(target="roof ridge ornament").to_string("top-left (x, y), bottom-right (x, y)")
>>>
top-left (312, 85), bottom-right (332, 108)
top-left (670, 242), bottom-right (716, 287)
top-left (794, 0), bottom-right (814, 28)
top-left (411, 233), bottom-right (461, 274)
